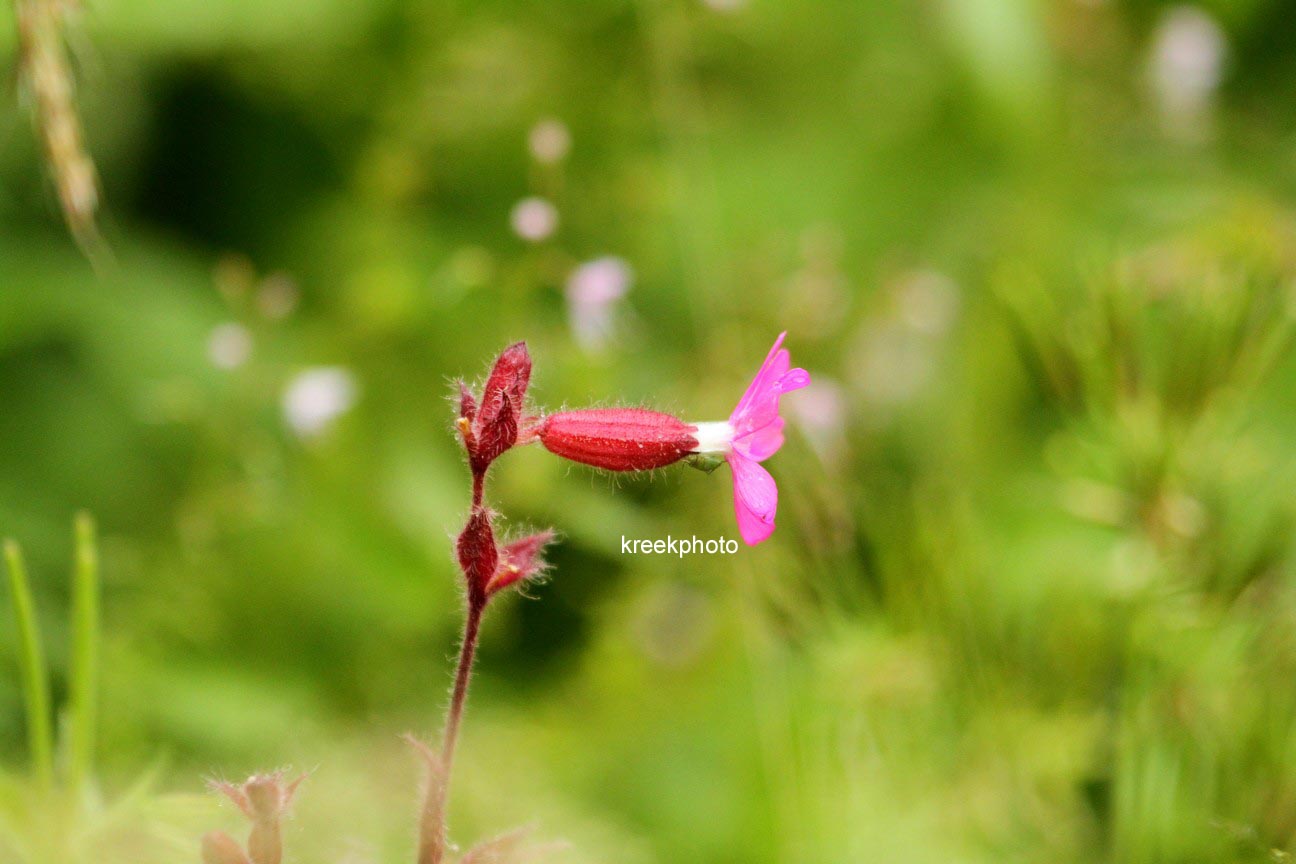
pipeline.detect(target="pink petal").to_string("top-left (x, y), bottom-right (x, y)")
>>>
top-left (729, 333), bottom-right (811, 463)
top-left (730, 332), bottom-right (789, 424)
top-left (733, 416), bottom-right (785, 462)
top-left (736, 365), bottom-right (810, 441)
top-left (729, 453), bottom-right (778, 545)
top-left (782, 367), bottom-right (811, 390)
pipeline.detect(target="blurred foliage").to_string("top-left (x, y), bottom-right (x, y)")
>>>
top-left (5, 0), bottom-right (1296, 862)
top-left (1, 517), bottom-right (210, 864)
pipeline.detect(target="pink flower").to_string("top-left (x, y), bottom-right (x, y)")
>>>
top-left (565, 256), bottom-right (633, 351)
top-left (510, 197), bottom-right (558, 242)
top-left (694, 332), bottom-right (810, 545)
top-left (534, 333), bottom-right (809, 546)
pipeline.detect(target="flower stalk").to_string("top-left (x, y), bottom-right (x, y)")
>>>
top-left (415, 342), bottom-right (554, 864)
top-left (442, 596), bottom-right (483, 780)
top-left (415, 597), bottom-right (483, 864)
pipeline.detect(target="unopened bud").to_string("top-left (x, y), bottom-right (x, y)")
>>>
top-left (456, 509), bottom-right (499, 602)
top-left (471, 390), bottom-right (518, 473)
top-left (480, 342), bottom-right (531, 413)
top-left (461, 342), bottom-right (532, 474)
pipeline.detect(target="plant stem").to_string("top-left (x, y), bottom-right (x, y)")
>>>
top-left (442, 597), bottom-right (484, 777)
top-left (68, 511), bottom-right (99, 797)
top-left (418, 597), bottom-right (485, 864)
top-left (4, 540), bottom-right (54, 792)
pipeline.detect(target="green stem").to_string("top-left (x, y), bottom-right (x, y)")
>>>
top-left (4, 539), bottom-right (54, 792)
top-left (67, 511), bottom-right (99, 796)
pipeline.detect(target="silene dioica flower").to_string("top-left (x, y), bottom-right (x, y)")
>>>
top-left (539, 332), bottom-right (811, 544)
top-left (201, 333), bottom-right (808, 864)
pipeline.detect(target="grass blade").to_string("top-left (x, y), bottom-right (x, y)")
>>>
top-left (4, 539), bottom-right (54, 792)
top-left (67, 512), bottom-right (100, 796)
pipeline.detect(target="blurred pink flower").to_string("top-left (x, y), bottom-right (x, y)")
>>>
top-left (788, 376), bottom-right (846, 465)
top-left (510, 197), bottom-right (558, 242)
top-left (528, 118), bottom-right (571, 164)
top-left (565, 256), bottom-right (632, 350)
top-left (1149, 6), bottom-right (1227, 137)
top-left (693, 332), bottom-right (810, 545)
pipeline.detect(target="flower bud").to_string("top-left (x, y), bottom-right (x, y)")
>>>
top-left (456, 508), bottom-right (499, 602)
top-left (538, 408), bottom-right (699, 471)
top-left (471, 390), bottom-right (518, 474)
top-left (461, 342), bottom-right (532, 474)
top-left (481, 342), bottom-right (531, 414)
top-left (487, 530), bottom-right (555, 595)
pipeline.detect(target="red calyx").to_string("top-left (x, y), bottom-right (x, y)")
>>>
top-left (456, 508), bottom-right (499, 603)
top-left (538, 408), bottom-right (699, 472)
top-left (481, 342), bottom-right (531, 413)
top-left (460, 342), bottom-right (532, 475)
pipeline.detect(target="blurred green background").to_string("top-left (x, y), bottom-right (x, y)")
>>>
top-left (5, 0), bottom-right (1296, 861)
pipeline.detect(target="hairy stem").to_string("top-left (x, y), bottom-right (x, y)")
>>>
top-left (442, 597), bottom-right (484, 777)
top-left (471, 473), bottom-right (485, 510)
top-left (419, 597), bottom-right (485, 864)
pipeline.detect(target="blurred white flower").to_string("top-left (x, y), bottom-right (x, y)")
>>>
top-left (1149, 6), bottom-right (1227, 135)
top-left (207, 322), bottom-right (252, 370)
top-left (565, 256), bottom-right (633, 350)
top-left (789, 376), bottom-right (848, 465)
top-left (703, 0), bottom-right (747, 11)
top-left (510, 197), bottom-right (558, 242)
top-left (528, 118), bottom-right (571, 164)
top-left (256, 273), bottom-right (299, 320)
top-left (282, 367), bottom-right (357, 438)
top-left (895, 270), bottom-right (959, 337)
